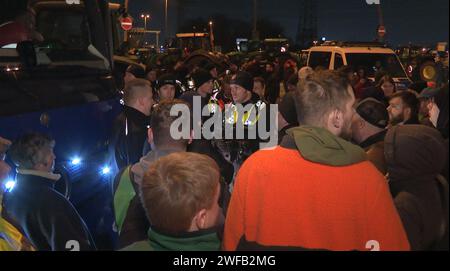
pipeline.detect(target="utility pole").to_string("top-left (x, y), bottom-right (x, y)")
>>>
top-left (165, 0), bottom-right (169, 39)
top-left (124, 0), bottom-right (130, 42)
top-left (376, 0), bottom-right (386, 42)
top-left (252, 0), bottom-right (259, 40)
top-left (209, 21), bottom-right (215, 51)
top-left (296, 0), bottom-right (318, 48)
top-left (377, 3), bottom-right (384, 26)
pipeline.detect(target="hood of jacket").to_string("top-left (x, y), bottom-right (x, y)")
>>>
top-left (283, 126), bottom-right (367, 167)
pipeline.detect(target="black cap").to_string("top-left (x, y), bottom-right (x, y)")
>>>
top-left (356, 98), bottom-right (389, 129)
top-left (204, 62), bottom-right (217, 72)
top-left (156, 73), bottom-right (177, 89)
top-left (126, 65), bottom-right (146, 79)
top-left (278, 92), bottom-right (298, 125)
top-left (230, 71), bottom-right (254, 92)
top-left (191, 69), bottom-right (213, 89)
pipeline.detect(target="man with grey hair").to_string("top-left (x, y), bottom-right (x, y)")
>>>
top-left (3, 133), bottom-right (95, 251)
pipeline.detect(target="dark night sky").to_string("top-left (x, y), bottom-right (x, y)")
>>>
top-left (113, 0), bottom-right (449, 46)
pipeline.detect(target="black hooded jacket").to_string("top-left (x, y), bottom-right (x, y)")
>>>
top-left (385, 125), bottom-right (449, 250)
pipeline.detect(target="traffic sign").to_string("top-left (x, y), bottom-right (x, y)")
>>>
top-left (120, 17), bottom-right (133, 31)
top-left (378, 25), bottom-right (386, 37)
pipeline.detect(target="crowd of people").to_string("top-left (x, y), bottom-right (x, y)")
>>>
top-left (1, 55), bottom-right (449, 251)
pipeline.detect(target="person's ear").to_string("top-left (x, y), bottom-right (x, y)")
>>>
top-left (136, 96), bottom-right (145, 107)
top-left (193, 209), bottom-right (208, 230)
top-left (427, 100), bottom-right (435, 112)
top-left (358, 118), bottom-right (366, 129)
top-left (404, 107), bottom-right (412, 119)
top-left (326, 109), bottom-right (345, 136)
top-left (330, 109), bottom-right (344, 129)
top-left (147, 128), bottom-right (154, 144)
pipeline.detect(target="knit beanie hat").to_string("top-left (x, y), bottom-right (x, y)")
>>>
top-left (356, 98), bottom-right (389, 129)
top-left (156, 73), bottom-right (177, 89)
top-left (230, 71), bottom-right (254, 92)
top-left (126, 65), bottom-right (146, 79)
top-left (192, 69), bottom-right (214, 89)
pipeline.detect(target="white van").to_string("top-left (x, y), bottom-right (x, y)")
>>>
top-left (305, 41), bottom-right (412, 90)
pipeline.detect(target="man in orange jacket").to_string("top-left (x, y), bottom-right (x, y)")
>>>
top-left (223, 70), bottom-right (410, 251)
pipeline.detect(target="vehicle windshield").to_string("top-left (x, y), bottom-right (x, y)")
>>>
top-left (0, 5), bottom-right (108, 71)
top-left (0, 3), bottom-right (115, 117)
top-left (36, 7), bottom-right (107, 68)
top-left (264, 40), bottom-right (289, 52)
top-left (346, 53), bottom-right (407, 78)
top-left (178, 36), bottom-right (210, 52)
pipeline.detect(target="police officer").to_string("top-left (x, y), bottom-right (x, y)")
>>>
top-left (225, 71), bottom-right (271, 164)
top-left (179, 69), bottom-right (235, 185)
top-left (155, 73), bottom-right (179, 103)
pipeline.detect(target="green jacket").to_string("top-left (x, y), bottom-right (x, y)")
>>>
top-left (121, 227), bottom-right (222, 251)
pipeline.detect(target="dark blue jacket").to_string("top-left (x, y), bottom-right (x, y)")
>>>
top-left (3, 173), bottom-right (96, 251)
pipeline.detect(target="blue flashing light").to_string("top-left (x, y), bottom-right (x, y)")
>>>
top-left (71, 157), bottom-right (82, 166)
top-left (4, 179), bottom-right (16, 192)
top-left (101, 166), bottom-right (111, 175)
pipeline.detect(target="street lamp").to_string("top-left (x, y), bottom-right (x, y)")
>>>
top-left (165, 0), bottom-right (169, 37)
top-left (140, 13), bottom-right (150, 30)
top-left (140, 13), bottom-right (150, 45)
top-left (209, 21), bottom-right (215, 51)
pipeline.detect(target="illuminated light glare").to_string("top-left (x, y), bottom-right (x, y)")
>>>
top-left (1, 43), bottom-right (18, 49)
top-left (4, 179), bottom-right (16, 191)
top-left (71, 157), bottom-right (82, 166)
top-left (5, 66), bottom-right (20, 72)
top-left (101, 166), bottom-right (111, 175)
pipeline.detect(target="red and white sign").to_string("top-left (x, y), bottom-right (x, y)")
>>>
top-left (120, 17), bottom-right (133, 31)
top-left (378, 25), bottom-right (386, 37)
